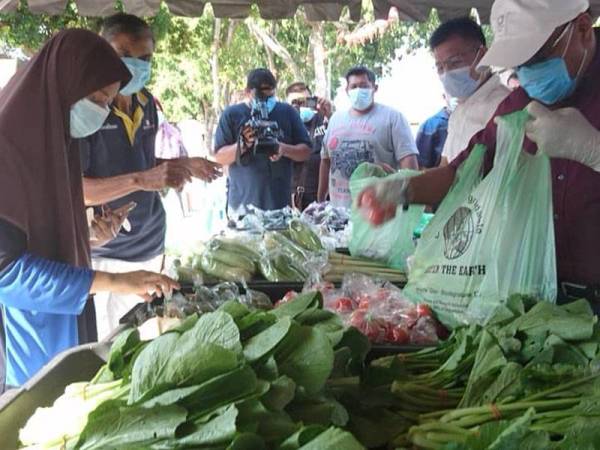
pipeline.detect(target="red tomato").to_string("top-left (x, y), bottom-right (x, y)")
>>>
top-left (334, 297), bottom-right (354, 313)
top-left (403, 308), bottom-right (419, 328)
top-left (417, 304), bottom-right (433, 318)
top-left (357, 299), bottom-right (370, 310)
top-left (392, 326), bottom-right (410, 344)
top-left (349, 309), bottom-right (368, 332)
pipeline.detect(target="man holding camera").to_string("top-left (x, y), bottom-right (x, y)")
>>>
top-left (286, 82), bottom-right (332, 210)
top-left (214, 69), bottom-right (312, 213)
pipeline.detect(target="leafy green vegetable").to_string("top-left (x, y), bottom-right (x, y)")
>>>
top-left (75, 401), bottom-right (187, 450)
top-left (272, 292), bottom-right (321, 320)
top-left (262, 376), bottom-right (296, 411)
top-left (176, 404), bottom-right (238, 447)
top-left (277, 325), bottom-right (334, 395)
top-left (243, 317), bottom-right (292, 362)
top-left (297, 427), bottom-right (364, 450)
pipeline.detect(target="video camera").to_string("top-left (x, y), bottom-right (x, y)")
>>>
top-left (236, 90), bottom-right (283, 166)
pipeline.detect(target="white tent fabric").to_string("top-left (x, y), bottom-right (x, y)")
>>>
top-left (1, 0), bottom-right (599, 22)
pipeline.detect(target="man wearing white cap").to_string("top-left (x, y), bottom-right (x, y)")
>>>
top-left (358, 0), bottom-right (600, 305)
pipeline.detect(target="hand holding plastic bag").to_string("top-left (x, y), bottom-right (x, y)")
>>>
top-left (403, 110), bottom-right (557, 328)
top-left (349, 163), bottom-right (425, 271)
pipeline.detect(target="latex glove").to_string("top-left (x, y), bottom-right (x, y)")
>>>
top-left (525, 101), bottom-right (600, 171)
top-left (356, 177), bottom-right (410, 226)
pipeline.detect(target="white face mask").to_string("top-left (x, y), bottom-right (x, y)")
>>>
top-left (70, 98), bottom-right (110, 138)
top-left (348, 88), bottom-right (374, 111)
top-left (440, 66), bottom-right (480, 100)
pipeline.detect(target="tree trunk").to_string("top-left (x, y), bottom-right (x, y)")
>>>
top-left (310, 22), bottom-right (327, 97)
top-left (211, 18), bottom-right (223, 117)
top-left (246, 18), bottom-right (302, 81)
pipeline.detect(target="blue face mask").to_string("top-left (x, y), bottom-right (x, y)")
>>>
top-left (70, 98), bottom-right (110, 138)
top-left (120, 57), bottom-right (152, 96)
top-left (299, 107), bottom-right (316, 123)
top-left (252, 95), bottom-right (277, 114)
top-left (517, 23), bottom-right (587, 105)
top-left (348, 88), bottom-right (373, 111)
top-left (440, 66), bottom-right (480, 99)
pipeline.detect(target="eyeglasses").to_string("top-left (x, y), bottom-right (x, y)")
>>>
top-left (435, 47), bottom-right (480, 74)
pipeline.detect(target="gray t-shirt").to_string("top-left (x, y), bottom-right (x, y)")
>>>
top-left (321, 103), bottom-right (417, 208)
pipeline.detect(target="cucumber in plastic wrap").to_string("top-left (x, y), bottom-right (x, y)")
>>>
top-left (200, 253), bottom-right (252, 283)
top-left (288, 219), bottom-right (323, 251)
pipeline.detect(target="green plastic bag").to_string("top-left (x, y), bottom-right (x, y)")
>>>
top-left (403, 110), bottom-right (557, 328)
top-left (349, 163), bottom-right (425, 271)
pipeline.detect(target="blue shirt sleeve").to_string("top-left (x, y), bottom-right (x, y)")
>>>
top-left (0, 253), bottom-right (93, 315)
top-left (214, 107), bottom-right (238, 152)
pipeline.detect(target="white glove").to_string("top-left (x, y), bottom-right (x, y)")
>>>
top-left (525, 101), bottom-right (600, 172)
top-left (357, 177), bottom-right (409, 226)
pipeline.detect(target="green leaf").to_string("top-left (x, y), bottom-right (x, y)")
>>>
top-left (272, 292), bottom-right (321, 320)
top-left (177, 404), bottom-right (238, 447)
top-left (298, 309), bottom-right (345, 347)
top-left (288, 394), bottom-right (349, 427)
top-left (255, 355), bottom-right (280, 382)
top-left (262, 375), bottom-right (296, 411)
top-left (227, 432), bottom-right (266, 450)
top-left (479, 362), bottom-right (523, 405)
top-left (189, 311), bottom-right (242, 353)
top-left (129, 310), bottom-right (242, 403)
top-left (238, 311), bottom-right (277, 341)
top-left (298, 427), bottom-right (365, 450)
top-left (243, 317), bottom-right (292, 362)
top-left (141, 365), bottom-right (257, 417)
top-left (107, 328), bottom-right (141, 376)
top-left (75, 401), bottom-right (187, 450)
top-left (277, 325), bottom-right (334, 395)
top-left (509, 301), bottom-right (597, 342)
top-left (278, 425), bottom-right (327, 450)
top-left (460, 330), bottom-right (507, 407)
top-left (129, 335), bottom-right (239, 403)
top-left (219, 300), bottom-right (251, 322)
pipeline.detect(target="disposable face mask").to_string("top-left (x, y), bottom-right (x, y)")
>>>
top-left (120, 57), bottom-right (152, 96)
top-left (517, 23), bottom-right (587, 105)
top-left (440, 66), bottom-right (480, 99)
top-left (299, 107), bottom-right (316, 123)
top-left (253, 95), bottom-right (277, 114)
top-left (70, 98), bottom-right (110, 138)
top-left (348, 88), bottom-right (373, 111)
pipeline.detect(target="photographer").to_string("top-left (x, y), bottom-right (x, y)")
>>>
top-left (286, 82), bottom-right (332, 210)
top-left (214, 69), bottom-right (312, 212)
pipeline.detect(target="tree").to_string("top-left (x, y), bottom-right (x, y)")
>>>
top-left (0, 0), bottom-right (444, 149)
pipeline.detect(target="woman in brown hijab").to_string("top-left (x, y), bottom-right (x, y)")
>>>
top-left (0, 29), bottom-right (178, 387)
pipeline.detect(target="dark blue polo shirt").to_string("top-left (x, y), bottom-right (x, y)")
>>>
top-left (80, 89), bottom-right (166, 262)
top-left (214, 102), bottom-right (311, 211)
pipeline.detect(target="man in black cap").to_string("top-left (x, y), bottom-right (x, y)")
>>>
top-left (214, 68), bottom-right (312, 213)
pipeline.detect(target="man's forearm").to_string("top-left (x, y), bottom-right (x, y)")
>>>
top-left (83, 175), bottom-right (142, 207)
top-left (280, 143), bottom-right (311, 162)
top-left (214, 144), bottom-right (239, 166)
top-left (407, 165), bottom-right (455, 206)
top-left (317, 158), bottom-right (331, 202)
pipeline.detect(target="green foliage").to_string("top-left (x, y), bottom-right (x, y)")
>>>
top-left (0, 1), bottom-right (443, 132)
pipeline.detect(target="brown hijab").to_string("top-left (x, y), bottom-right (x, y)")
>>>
top-left (0, 29), bottom-right (131, 268)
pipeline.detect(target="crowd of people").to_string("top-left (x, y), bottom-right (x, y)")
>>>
top-left (0, 0), bottom-right (599, 393)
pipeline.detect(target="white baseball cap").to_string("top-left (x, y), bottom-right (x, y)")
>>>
top-left (478, 0), bottom-right (590, 69)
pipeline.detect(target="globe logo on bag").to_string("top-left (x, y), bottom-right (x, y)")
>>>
top-left (443, 207), bottom-right (475, 260)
